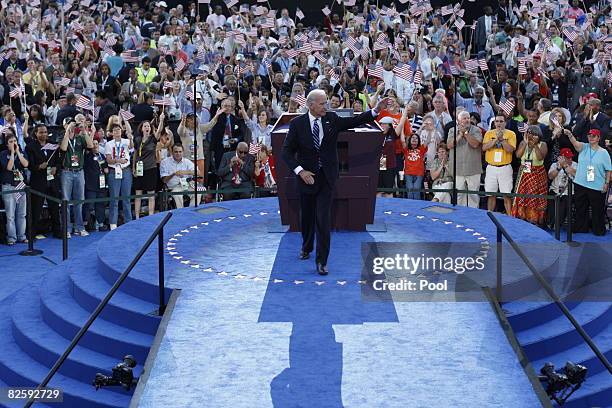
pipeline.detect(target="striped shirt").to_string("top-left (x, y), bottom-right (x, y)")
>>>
top-left (410, 114), bottom-right (423, 133)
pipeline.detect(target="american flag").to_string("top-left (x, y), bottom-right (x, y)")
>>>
top-left (297, 43), bottom-right (313, 55)
top-left (608, 71), bottom-right (612, 85)
top-left (294, 32), bottom-right (308, 43)
top-left (42, 143), bottom-right (59, 151)
top-left (119, 109), bottom-right (135, 121)
top-left (413, 70), bottom-right (422, 85)
top-left (499, 99), bottom-right (515, 116)
top-left (518, 62), bottom-right (527, 75)
top-left (367, 64), bottom-right (384, 79)
top-left (286, 49), bottom-right (299, 58)
top-left (249, 142), bottom-right (262, 155)
top-left (260, 17), bottom-right (275, 29)
top-left (393, 63), bottom-right (412, 81)
top-left (73, 40), bottom-right (85, 55)
top-left (9, 87), bottom-right (21, 98)
top-left (121, 52), bottom-right (139, 63)
top-left (322, 6), bottom-right (331, 16)
top-left (14, 181), bottom-right (26, 202)
top-left (233, 34), bottom-right (246, 47)
top-left (373, 33), bottom-right (389, 51)
top-left (106, 36), bottom-right (117, 47)
top-left (478, 59), bottom-right (489, 71)
top-left (313, 52), bottom-right (327, 64)
top-left (163, 81), bottom-right (174, 90)
top-left (76, 94), bottom-right (92, 111)
top-left (562, 27), bottom-right (578, 42)
top-left (175, 58), bottom-right (186, 72)
top-left (464, 59), bottom-right (479, 72)
top-left (328, 68), bottom-right (340, 82)
top-left (310, 41), bottom-right (324, 52)
top-left (296, 8), bottom-right (304, 20)
top-left (291, 94), bottom-right (306, 107)
top-left (185, 89), bottom-right (194, 100)
top-left (153, 96), bottom-right (173, 106)
top-left (223, 0), bottom-right (238, 8)
top-left (71, 21), bottom-right (84, 32)
top-left (518, 122), bottom-right (528, 133)
top-left (449, 65), bottom-right (459, 76)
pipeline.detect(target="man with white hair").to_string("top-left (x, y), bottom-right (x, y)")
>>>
top-left (447, 110), bottom-right (484, 208)
top-left (282, 89), bottom-right (390, 275)
top-left (455, 84), bottom-right (495, 130)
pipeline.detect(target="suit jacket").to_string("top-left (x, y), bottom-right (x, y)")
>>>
top-left (55, 104), bottom-right (80, 126)
top-left (216, 150), bottom-right (254, 189)
top-left (474, 16), bottom-right (489, 53)
top-left (25, 137), bottom-right (60, 188)
top-left (97, 100), bottom-right (118, 129)
top-left (282, 110), bottom-right (376, 190)
top-left (573, 111), bottom-right (610, 147)
top-left (209, 112), bottom-right (245, 151)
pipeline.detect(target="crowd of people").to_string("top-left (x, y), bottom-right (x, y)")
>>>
top-left (0, 0), bottom-right (611, 245)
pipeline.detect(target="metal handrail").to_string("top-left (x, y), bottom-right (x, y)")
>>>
top-left (487, 211), bottom-right (612, 375)
top-left (23, 212), bottom-right (173, 408)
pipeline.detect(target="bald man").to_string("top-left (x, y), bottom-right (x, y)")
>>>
top-left (217, 141), bottom-right (255, 201)
top-left (282, 89), bottom-right (390, 275)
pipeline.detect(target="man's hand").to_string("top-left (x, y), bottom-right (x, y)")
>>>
top-left (39, 162), bottom-right (48, 170)
top-left (374, 97), bottom-right (392, 113)
top-left (299, 170), bottom-right (315, 185)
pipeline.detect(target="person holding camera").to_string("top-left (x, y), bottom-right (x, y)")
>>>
top-left (547, 148), bottom-right (577, 228)
top-left (104, 121), bottom-right (133, 230)
top-left (0, 131), bottom-right (29, 245)
top-left (160, 144), bottom-right (196, 208)
top-left (60, 117), bottom-right (94, 237)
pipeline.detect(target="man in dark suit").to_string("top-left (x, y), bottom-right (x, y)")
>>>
top-left (475, 7), bottom-right (495, 53)
top-left (209, 98), bottom-right (245, 172)
top-left (573, 98), bottom-right (610, 148)
top-left (94, 90), bottom-right (118, 129)
top-left (282, 89), bottom-right (389, 275)
top-left (216, 142), bottom-right (255, 201)
top-left (55, 93), bottom-right (80, 126)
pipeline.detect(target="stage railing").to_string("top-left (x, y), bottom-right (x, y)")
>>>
top-left (22, 211), bottom-right (172, 408)
top-left (487, 211), bottom-right (612, 375)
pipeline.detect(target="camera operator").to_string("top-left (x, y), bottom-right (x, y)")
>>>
top-left (1, 130), bottom-right (29, 245)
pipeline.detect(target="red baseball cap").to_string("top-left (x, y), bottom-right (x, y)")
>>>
top-left (588, 128), bottom-right (601, 137)
top-left (559, 148), bottom-right (574, 158)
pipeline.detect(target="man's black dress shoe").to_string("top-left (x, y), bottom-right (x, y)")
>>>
top-left (317, 263), bottom-right (329, 275)
top-left (299, 250), bottom-right (310, 260)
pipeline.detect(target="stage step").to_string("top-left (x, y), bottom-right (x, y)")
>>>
top-left (0, 297), bottom-right (132, 408)
top-left (504, 301), bottom-right (582, 332)
top-left (562, 369), bottom-right (612, 408)
top-left (11, 285), bottom-right (143, 387)
top-left (516, 302), bottom-right (612, 360)
top-left (39, 271), bottom-right (154, 363)
top-left (68, 245), bottom-right (162, 335)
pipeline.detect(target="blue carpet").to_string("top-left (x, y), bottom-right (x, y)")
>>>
top-left (136, 198), bottom-right (546, 407)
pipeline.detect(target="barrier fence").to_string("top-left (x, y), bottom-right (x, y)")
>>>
top-left (0, 183), bottom-right (578, 260)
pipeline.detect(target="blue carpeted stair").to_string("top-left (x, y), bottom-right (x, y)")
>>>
top-left (0, 218), bottom-right (170, 408)
top-left (504, 250), bottom-right (612, 407)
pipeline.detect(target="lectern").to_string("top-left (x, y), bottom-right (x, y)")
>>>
top-left (271, 112), bottom-right (383, 232)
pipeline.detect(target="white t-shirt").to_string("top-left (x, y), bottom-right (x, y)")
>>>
top-left (104, 138), bottom-right (131, 170)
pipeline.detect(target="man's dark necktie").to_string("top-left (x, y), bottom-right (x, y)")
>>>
top-left (312, 119), bottom-right (322, 169)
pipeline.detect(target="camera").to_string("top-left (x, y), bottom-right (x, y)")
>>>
top-left (93, 355), bottom-right (138, 391)
top-left (539, 361), bottom-right (587, 405)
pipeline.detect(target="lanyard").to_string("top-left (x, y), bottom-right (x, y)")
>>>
top-left (114, 142), bottom-right (123, 159)
top-left (67, 137), bottom-right (76, 153)
top-left (589, 145), bottom-right (598, 164)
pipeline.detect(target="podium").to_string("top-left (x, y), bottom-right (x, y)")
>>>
top-left (271, 112), bottom-right (383, 232)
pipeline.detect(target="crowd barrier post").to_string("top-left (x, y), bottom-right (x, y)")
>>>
top-left (567, 181), bottom-right (574, 243)
top-left (61, 200), bottom-right (68, 261)
top-left (554, 194), bottom-right (561, 242)
top-left (19, 187), bottom-right (43, 257)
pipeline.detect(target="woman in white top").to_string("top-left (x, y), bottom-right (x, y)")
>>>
top-left (237, 99), bottom-right (273, 147)
top-left (104, 120), bottom-right (134, 230)
top-left (418, 114), bottom-right (443, 171)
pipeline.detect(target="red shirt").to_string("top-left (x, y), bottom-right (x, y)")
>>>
top-left (403, 145), bottom-right (428, 176)
top-left (255, 155), bottom-right (277, 187)
top-left (377, 110), bottom-right (412, 154)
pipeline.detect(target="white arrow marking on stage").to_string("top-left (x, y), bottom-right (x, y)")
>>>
top-left (277, 210), bottom-right (280, 213)
top-left (217, 271), bottom-right (229, 276)
top-left (294, 280), bottom-right (304, 285)
top-left (431, 218), bottom-right (439, 221)
top-left (416, 215), bottom-right (425, 219)
top-left (243, 214), bottom-right (252, 217)
top-left (384, 211), bottom-right (392, 214)
top-left (190, 225), bottom-right (198, 229)
top-left (202, 267), bottom-right (214, 272)
top-left (181, 229), bottom-right (190, 233)
top-left (234, 274), bottom-right (247, 279)
top-left (173, 256), bottom-right (182, 260)
top-left (400, 213), bottom-right (409, 216)
top-left (444, 221), bottom-right (453, 225)
top-left (314, 281), bottom-right (326, 286)
top-left (455, 224), bottom-right (464, 228)
top-left (228, 216), bottom-right (236, 220)
top-left (169, 251), bottom-right (178, 255)
top-left (180, 260), bottom-right (190, 264)
top-left (174, 233), bottom-right (183, 237)
top-left (357, 280), bottom-right (367, 284)
top-left (252, 276), bottom-right (264, 281)
top-left (169, 238), bottom-right (177, 242)
top-left (465, 228), bottom-right (474, 232)
top-left (337, 281), bottom-right (347, 285)
top-left (478, 237), bottom-right (487, 240)
top-left (190, 264), bottom-right (200, 269)
top-left (473, 232), bottom-right (481, 236)
top-left (273, 279), bottom-right (284, 283)
top-left (202, 222), bottom-right (209, 226)
top-left (214, 219), bottom-right (222, 222)
top-left (259, 212), bottom-right (268, 215)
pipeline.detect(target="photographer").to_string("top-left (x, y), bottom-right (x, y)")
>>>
top-left (216, 141), bottom-right (254, 201)
top-left (1, 129), bottom-right (29, 245)
top-left (547, 148), bottom-right (577, 228)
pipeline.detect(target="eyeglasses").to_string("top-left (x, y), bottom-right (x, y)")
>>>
top-left (237, 149), bottom-right (248, 154)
